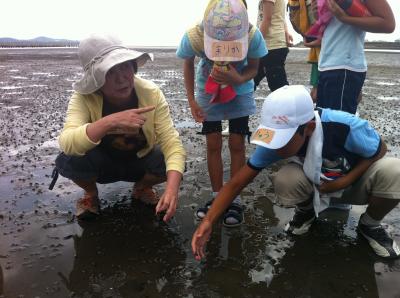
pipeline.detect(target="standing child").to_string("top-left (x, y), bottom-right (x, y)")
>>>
top-left (254, 0), bottom-right (293, 92)
top-left (287, 0), bottom-right (321, 101)
top-left (177, 0), bottom-right (267, 227)
top-left (316, 0), bottom-right (395, 114)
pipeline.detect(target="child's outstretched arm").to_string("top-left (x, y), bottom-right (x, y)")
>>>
top-left (183, 57), bottom-right (205, 122)
top-left (327, 0), bottom-right (395, 33)
top-left (191, 164), bottom-right (259, 260)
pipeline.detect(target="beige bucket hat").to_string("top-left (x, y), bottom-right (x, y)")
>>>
top-left (73, 34), bottom-right (153, 94)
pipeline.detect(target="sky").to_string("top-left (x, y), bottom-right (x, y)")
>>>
top-left (1, 0), bottom-right (399, 46)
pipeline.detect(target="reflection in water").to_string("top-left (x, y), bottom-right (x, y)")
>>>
top-left (185, 195), bottom-right (296, 296)
top-left (266, 209), bottom-right (380, 297)
top-left (64, 201), bottom-right (187, 297)
top-left (375, 260), bottom-right (400, 298)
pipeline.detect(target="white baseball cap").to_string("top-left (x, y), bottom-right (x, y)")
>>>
top-left (251, 85), bottom-right (315, 149)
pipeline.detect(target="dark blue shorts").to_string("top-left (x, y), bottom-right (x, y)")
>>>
top-left (201, 116), bottom-right (250, 135)
top-left (316, 69), bottom-right (366, 114)
top-left (55, 146), bottom-right (166, 184)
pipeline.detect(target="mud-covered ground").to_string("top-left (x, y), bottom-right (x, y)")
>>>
top-left (0, 47), bottom-right (399, 298)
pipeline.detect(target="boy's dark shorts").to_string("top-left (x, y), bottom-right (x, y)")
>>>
top-left (201, 116), bottom-right (250, 135)
top-left (317, 69), bottom-right (366, 114)
top-left (55, 146), bottom-right (166, 184)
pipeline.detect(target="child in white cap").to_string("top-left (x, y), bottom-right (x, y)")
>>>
top-left (192, 85), bottom-right (400, 260)
top-left (176, 0), bottom-right (268, 227)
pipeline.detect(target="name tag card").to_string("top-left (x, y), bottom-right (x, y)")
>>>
top-left (211, 42), bottom-right (243, 58)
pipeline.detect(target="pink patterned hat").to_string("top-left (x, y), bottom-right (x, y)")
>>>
top-left (203, 0), bottom-right (249, 62)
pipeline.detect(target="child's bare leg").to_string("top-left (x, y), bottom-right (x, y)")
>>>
top-left (206, 132), bottom-right (223, 192)
top-left (228, 133), bottom-right (246, 177)
top-left (220, 132), bottom-right (246, 226)
top-left (310, 86), bottom-right (318, 103)
top-left (357, 92), bottom-right (362, 104)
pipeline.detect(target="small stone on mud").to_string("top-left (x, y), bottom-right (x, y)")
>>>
top-left (91, 283), bottom-right (102, 293)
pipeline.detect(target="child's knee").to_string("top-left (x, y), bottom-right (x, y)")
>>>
top-left (273, 163), bottom-right (313, 207)
top-left (228, 136), bottom-right (245, 153)
top-left (207, 140), bottom-right (223, 153)
top-left (372, 158), bottom-right (400, 195)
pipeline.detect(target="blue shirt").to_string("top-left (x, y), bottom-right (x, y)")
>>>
top-left (176, 28), bottom-right (268, 95)
top-left (248, 109), bottom-right (381, 170)
top-left (318, 17), bottom-right (367, 72)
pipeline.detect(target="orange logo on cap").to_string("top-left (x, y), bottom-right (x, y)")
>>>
top-left (253, 128), bottom-right (275, 144)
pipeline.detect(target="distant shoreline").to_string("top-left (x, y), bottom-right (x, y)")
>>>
top-left (0, 41), bottom-right (399, 52)
top-left (1, 35), bottom-right (399, 50)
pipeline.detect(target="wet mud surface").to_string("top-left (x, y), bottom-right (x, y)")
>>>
top-left (0, 48), bottom-right (399, 297)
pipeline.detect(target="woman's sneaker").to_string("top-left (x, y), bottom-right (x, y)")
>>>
top-left (285, 208), bottom-right (316, 235)
top-left (76, 194), bottom-right (100, 220)
top-left (357, 223), bottom-right (400, 259)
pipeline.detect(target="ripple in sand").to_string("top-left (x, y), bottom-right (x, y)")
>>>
top-left (378, 96), bottom-right (400, 101)
top-left (375, 81), bottom-right (397, 86)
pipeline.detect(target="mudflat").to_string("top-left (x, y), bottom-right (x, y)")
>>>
top-left (0, 47), bottom-right (399, 297)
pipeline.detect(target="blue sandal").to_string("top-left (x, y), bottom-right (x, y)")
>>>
top-left (223, 203), bottom-right (244, 227)
top-left (195, 199), bottom-right (214, 220)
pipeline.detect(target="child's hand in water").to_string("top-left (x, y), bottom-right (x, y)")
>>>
top-left (192, 218), bottom-right (213, 260)
top-left (211, 64), bottom-right (243, 86)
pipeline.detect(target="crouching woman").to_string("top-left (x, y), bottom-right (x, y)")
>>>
top-left (53, 34), bottom-right (186, 221)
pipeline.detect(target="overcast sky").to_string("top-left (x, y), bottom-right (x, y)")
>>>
top-left (1, 0), bottom-right (399, 46)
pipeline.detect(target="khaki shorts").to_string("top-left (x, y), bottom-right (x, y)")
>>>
top-left (273, 157), bottom-right (400, 207)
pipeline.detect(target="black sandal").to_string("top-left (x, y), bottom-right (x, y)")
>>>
top-left (195, 199), bottom-right (214, 220)
top-left (223, 203), bottom-right (244, 227)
